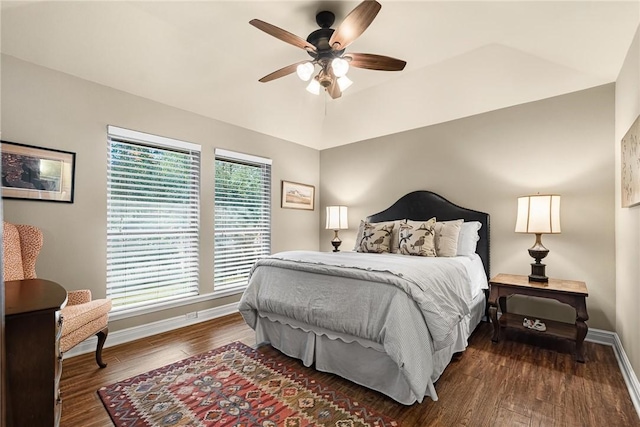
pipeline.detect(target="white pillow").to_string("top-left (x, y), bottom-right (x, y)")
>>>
top-left (353, 219), bottom-right (403, 253)
top-left (457, 221), bottom-right (482, 257)
top-left (434, 219), bottom-right (463, 257)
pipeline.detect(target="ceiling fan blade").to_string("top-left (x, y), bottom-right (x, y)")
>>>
top-left (344, 53), bottom-right (406, 71)
top-left (327, 79), bottom-right (342, 99)
top-left (329, 0), bottom-right (381, 51)
top-left (250, 19), bottom-right (317, 53)
top-left (258, 61), bottom-right (309, 83)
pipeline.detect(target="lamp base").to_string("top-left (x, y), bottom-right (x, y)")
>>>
top-left (527, 234), bottom-right (549, 283)
top-left (529, 262), bottom-right (548, 283)
top-left (331, 230), bottom-right (342, 252)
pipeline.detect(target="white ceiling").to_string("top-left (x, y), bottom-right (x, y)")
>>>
top-left (1, 1), bottom-right (638, 150)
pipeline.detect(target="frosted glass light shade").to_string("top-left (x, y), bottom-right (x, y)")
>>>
top-left (326, 206), bottom-right (348, 230)
top-left (306, 78), bottom-right (320, 95)
top-left (337, 76), bottom-right (353, 91)
top-left (515, 194), bottom-right (561, 234)
top-left (331, 57), bottom-right (350, 77)
top-left (296, 62), bottom-right (314, 81)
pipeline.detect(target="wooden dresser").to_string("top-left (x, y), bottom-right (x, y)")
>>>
top-left (5, 278), bottom-right (67, 426)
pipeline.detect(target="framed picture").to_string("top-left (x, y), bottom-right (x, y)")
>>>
top-left (1, 141), bottom-right (76, 203)
top-left (281, 180), bottom-right (315, 210)
top-left (622, 115), bottom-right (640, 208)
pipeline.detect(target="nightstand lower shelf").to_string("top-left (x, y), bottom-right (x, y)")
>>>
top-left (498, 313), bottom-right (576, 341)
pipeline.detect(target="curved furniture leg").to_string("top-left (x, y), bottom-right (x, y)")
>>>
top-left (95, 327), bottom-right (108, 368)
top-left (575, 297), bottom-right (589, 363)
top-left (488, 285), bottom-right (501, 342)
top-left (489, 305), bottom-right (500, 342)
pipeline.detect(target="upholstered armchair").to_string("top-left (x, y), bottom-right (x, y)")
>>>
top-left (2, 221), bottom-right (112, 368)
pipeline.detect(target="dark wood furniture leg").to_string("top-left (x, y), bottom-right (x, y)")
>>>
top-left (96, 327), bottom-right (108, 368)
top-left (498, 295), bottom-right (507, 316)
top-left (575, 297), bottom-right (589, 363)
top-left (489, 286), bottom-right (500, 342)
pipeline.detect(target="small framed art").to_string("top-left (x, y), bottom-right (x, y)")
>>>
top-left (1, 140), bottom-right (76, 203)
top-left (281, 180), bottom-right (315, 210)
top-left (622, 115), bottom-right (640, 208)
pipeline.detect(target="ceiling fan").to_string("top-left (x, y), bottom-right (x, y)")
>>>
top-left (250, 0), bottom-right (406, 99)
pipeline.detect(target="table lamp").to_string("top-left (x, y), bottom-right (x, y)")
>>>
top-left (326, 205), bottom-right (348, 252)
top-left (515, 194), bottom-right (561, 283)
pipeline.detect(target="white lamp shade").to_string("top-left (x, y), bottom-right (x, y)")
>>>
top-left (337, 75), bottom-right (353, 91)
top-left (326, 206), bottom-right (348, 230)
top-left (306, 78), bottom-right (320, 95)
top-left (296, 62), bottom-right (314, 81)
top-left (515, 194), bottom-right (561, 234)
top-left (331, 57), bottom-right (350, 77)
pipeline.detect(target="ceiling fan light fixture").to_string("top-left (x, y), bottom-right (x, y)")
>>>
top-left (331, 57), bottom-right (350, 77)
top-left (251, 1), bottom-right (406, 99)
top-left (306, 78), bottom-right (321, 95)
top-left (337, 75), bottom-right (353, 91)
top-left (296, 62), bottom-right (315, 81)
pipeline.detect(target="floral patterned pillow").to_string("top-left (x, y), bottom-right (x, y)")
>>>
top-left (357, 222), bottom-right (395, 253)
top-left (398, 218), bottom-right (437, 257)
top-left (353, 219), bottom-right (403, 253)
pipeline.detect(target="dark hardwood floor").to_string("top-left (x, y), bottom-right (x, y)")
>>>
top-left (60, 313), bottom-right (639, 426)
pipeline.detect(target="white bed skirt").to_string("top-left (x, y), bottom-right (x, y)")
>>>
top-left (254, 291), bottom-right (486, 405)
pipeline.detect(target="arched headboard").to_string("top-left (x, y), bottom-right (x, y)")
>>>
top-left (366, 190), bottom-right (490, 278)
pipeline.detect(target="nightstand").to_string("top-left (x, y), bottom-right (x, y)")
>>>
top-left (488, 273), bottom-right (589, 362)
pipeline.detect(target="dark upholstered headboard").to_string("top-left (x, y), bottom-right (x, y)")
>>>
top-left (365, 190), bottom-right (490, 279)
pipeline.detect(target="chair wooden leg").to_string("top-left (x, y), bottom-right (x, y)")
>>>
top-left (95, 327), bottom-right (108, 368)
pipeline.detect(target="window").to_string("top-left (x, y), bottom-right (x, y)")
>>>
top-left (107, 126), bottom-right (201, 311)
top-left (214, 149), bottom-right (271, 292)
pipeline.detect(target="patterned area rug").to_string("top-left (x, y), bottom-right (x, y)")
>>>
top-left (98, 341), bottom-right (399, 427)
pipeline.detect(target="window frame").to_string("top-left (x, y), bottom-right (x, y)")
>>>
top-left (214, 148), bottom-right (272, 294)
top-left (106, 125), bottom-right (202, 313)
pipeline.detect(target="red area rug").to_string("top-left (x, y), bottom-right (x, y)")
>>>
top-left (98, 341), bottom-right (398, 427)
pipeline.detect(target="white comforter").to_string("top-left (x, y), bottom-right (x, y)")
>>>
top-left (239, 250), bottom-right (474, 400)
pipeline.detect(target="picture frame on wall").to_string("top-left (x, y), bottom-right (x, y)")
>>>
top-left (1, 140), bottom-right (76, 203)
top-left (281, 180), bottom-right (315, 210)
top-left (621, 115), bottom-right (640, 208)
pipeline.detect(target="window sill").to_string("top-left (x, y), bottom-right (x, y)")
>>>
top-left (109, 287), bottom-right (246, 321)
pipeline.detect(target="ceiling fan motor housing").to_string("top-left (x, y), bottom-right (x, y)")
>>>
top-left (307, 11), bottom-right (345, 59)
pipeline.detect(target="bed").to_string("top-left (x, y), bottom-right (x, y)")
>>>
top-left (238, 190), bottom-right (490, 405)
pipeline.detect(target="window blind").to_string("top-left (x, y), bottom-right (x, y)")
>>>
top-left (107, 126), bottom-right (201, 310)
top-left (214, 149), bottom-right (271, 292)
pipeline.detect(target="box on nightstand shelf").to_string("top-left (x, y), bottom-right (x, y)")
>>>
top-left (488, 273), bottom-right (589, 362)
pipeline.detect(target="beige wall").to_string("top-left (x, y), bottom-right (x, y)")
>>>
top-left (616, 25), bottom-right (640, 380)
top-left (320, 84), bottom-right (616, 330)
top-left (0, 55), bottom-right (320, 331)
top-left (0, 53), bottom-right (623, 339)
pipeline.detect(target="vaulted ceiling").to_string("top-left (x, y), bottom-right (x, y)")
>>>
top-left (1, 1), bottom-right (638, 149)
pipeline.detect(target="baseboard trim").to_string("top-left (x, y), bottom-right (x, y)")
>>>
top-left (63, 301), bottom-right (240, 359)
top-left (587, 328), bottom-right (640, 418)
top-left (612, 333), bottom-right (640, 418)
top-left (585, 328), bottom-right (616, 346)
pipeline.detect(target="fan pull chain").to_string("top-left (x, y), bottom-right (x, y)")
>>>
top-left (324, 91), bottom-right (328, 116)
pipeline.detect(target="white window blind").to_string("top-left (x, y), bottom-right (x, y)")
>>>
top-left (107, 126), bottom-right (201, 310)
top-left (214, 149), bottom-right (271, 292)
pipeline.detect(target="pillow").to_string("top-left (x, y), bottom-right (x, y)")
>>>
top-left (356, 222), bottom-right (395, 253)
top-left (353, 219), bottom-right (403, 253)
top-left (398, 218), bottom-right (437, 257)
top-left (457, 221), bottom-right (482, 257)
top-left (434, 219), bottom-right (463, 257)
